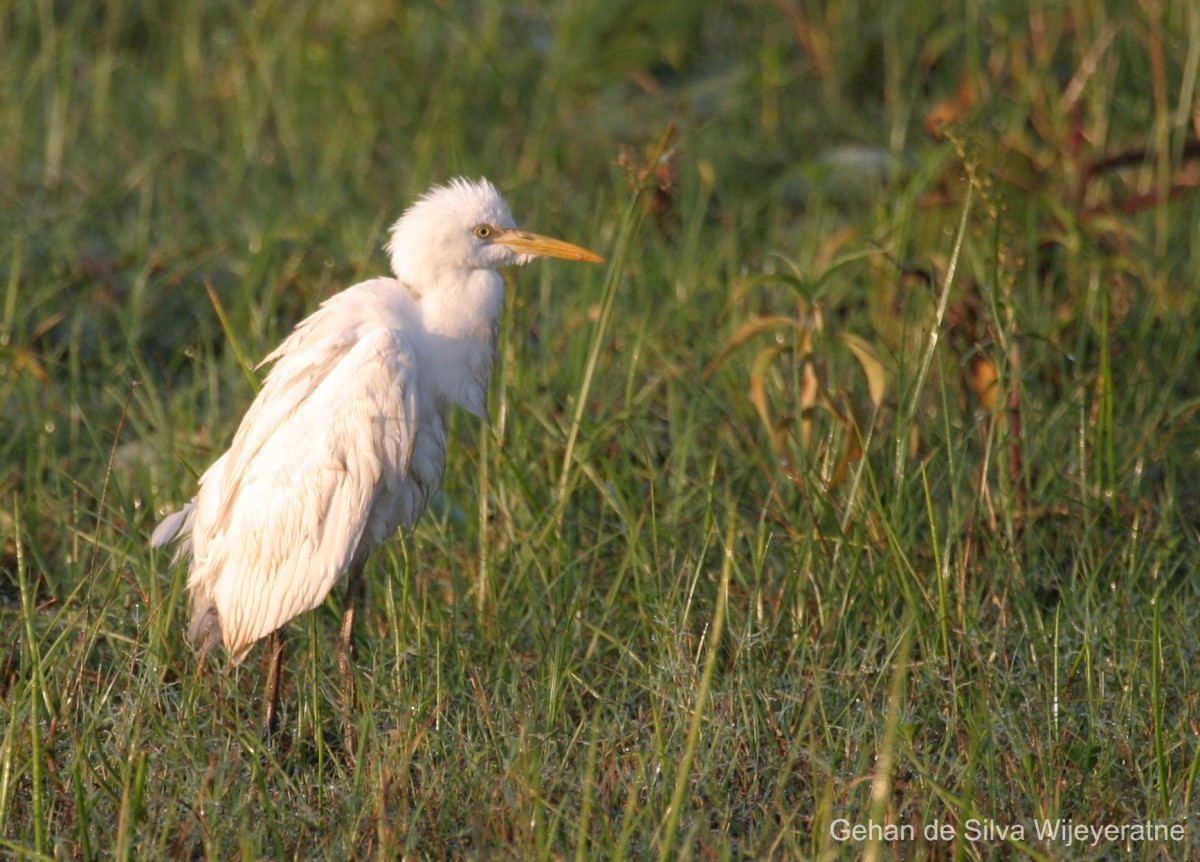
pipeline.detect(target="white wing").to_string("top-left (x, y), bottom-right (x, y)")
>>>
top-left (183, 324), bottom-right (420, 662)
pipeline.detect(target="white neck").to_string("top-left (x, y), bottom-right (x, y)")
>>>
top-left (412, 268), bottom-right (505, 421)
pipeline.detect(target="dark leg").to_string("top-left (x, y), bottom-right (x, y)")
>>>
top-left (263, 628), bottom-right (286, 738)
top-left (339, 557), bottom-right (367, 678)
top-left (339, 558), bottom-right (367, 747)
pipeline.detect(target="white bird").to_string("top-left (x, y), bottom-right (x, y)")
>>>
top-left (152, 178), bottom-right (601, 728)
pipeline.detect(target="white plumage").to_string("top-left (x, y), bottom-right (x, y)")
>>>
top-left (152, 178), bottom-right (601, 665)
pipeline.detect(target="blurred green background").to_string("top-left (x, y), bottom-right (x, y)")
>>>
top-left (3, 1), bottom-right (1200, 859)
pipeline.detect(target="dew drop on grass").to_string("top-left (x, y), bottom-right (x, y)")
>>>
top-left (44, 420), bottom-right (56, 433)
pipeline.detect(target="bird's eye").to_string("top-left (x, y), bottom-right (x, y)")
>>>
top-left (473, 224), bottom-right (493, 239)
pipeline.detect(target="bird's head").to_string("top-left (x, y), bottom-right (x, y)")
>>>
top-left (386, 178), bottom-right (601, 287)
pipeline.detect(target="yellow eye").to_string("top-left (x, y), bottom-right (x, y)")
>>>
top-left (473, 224), bottom-right (492, 239)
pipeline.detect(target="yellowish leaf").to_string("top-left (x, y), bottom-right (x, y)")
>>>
top-left (969, 356), bottom-right (999, 411)
top-left (839, 332), bottom-right (887, 408)
top-left (749, 344), bottom-right (787, 455)
top-left (703, 316), bottom-right (808, 380)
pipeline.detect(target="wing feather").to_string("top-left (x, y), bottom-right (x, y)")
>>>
top-left (185, 325), bottom-right (419, 662)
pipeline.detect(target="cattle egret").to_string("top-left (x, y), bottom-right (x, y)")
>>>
top-left (152, 178), bottom-right (602, 732)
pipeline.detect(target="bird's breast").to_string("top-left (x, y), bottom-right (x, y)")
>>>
top-left (361, 408), bottom-right (449, 549)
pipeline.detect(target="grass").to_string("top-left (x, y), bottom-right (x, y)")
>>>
top-left (3, 0), bottom-right (1200, 859)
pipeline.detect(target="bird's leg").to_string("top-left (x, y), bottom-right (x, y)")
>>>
top-left (339, 557), bottom-right (367, 747)
top-left (263, 628), bottom-right (286, 738)
top-left (340, 557), bottom-right (367, 675)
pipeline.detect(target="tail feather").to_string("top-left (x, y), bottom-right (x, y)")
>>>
top-left (151, 502), bottom-right (193, 546)
top-left (154, 501), bottom-right (222, 656)
top-left (151, 502), bottom-right (195, 563)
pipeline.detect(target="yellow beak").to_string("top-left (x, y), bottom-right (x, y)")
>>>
top-left (493, 228), bottom-right (604, 264)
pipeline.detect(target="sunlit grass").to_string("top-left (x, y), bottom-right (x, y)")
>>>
top-left (3, 1), bottom-right (1200, 859)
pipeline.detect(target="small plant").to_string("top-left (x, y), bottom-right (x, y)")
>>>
top-left (705, 256), bottom-right (886, 496)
